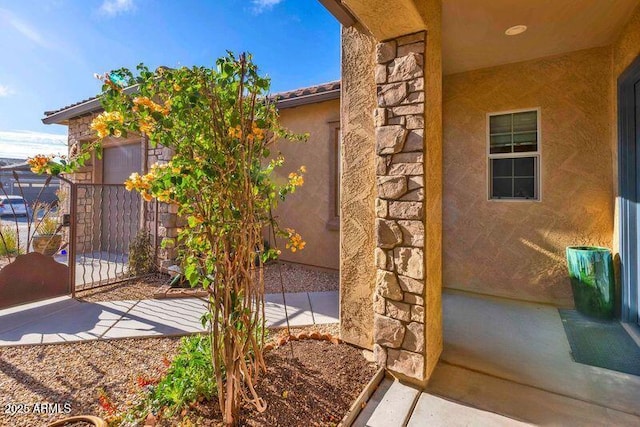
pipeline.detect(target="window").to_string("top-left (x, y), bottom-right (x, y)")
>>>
top-left (488, 109), bottom-right (540, 200)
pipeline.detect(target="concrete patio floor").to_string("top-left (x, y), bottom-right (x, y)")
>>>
top-left (0, 291), bottom-right (339, 346)
top-left (355, 290), bottom-right (640, 426)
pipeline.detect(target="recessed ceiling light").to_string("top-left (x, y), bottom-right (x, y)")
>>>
top-left (505, 25), bottom-right (527, 36)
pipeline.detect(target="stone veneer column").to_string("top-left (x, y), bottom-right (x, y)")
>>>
top-left (146, 144), bottom-right (180, 271)
top-left (372, 32), bottom-right (427, 382)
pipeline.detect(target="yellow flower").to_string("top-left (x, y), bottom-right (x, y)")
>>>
top-left (228, 125), bottom-right (242, 139)
top-left (91, 111), bottom-right (124, 138)
top-left (284, 228), bottom-right (306, 252)
top-left (139, 118), bottom-right (155, 134)
top-left (133, 96), bottom-right (170, 116)
top-left (288, 172), bottom-right (304, 187)
top-left (300, 165), bottom-right (307, 173)
top-left (251, 123), bottom-right (265, 140)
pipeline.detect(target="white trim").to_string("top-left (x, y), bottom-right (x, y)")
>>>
top-left (486, 107), bottom-right (541, 202)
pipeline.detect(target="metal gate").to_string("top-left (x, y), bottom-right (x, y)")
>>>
top-left (69, 183), bottom-right (144, 292)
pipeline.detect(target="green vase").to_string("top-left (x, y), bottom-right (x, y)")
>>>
top-left (565, 246), bottom-right (615, 319)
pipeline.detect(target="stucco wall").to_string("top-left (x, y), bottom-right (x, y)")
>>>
top-left (340, 23), bottom-right (378, 349)
top-left (271, 99), bottom-right (340, 270)
top-left (443, 46), bottom-right (614, 306)
top-left (415, 0), bottom-right (442, 381)
top-left (613, 3), bottom-right (640, 80)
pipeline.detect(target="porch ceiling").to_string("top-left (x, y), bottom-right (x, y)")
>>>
top-left (443, 0), bottom-right (639, 75)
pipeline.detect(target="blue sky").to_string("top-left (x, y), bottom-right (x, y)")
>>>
top-left (0, 0), bottom-right (340, 158)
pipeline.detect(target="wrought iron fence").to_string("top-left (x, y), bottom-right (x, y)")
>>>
top-left (0, 169), bottom-right (68, 309)
top-left (0, 162), bottom-right (163, 308)
top-left (70, 183), bottom-right (145, 292)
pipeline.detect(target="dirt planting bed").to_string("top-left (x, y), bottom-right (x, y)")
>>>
top-left (0, 325), bottom-right (375, 427)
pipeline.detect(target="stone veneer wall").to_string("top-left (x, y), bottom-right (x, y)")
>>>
top-left (61, 114), bottom-right (99, 254)
top-left (63, 115), bottom-right (179, 270)
top-left (372, 31), bottom-right (427, 381)
top-left (146, 144), bottom-right (179, 270)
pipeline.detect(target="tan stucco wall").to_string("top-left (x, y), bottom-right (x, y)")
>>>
top-left (342, 0), bottom-right (424, 40)
top-left (339, 23), bottom-right (377, 349)
top-left (415, 0), bottom-right (443, 382)
top-left (443, 46), bottom-right (614, 306)
top-left (271, 99), bottom-right (340, 270)
top-left (613, 4), bottom-right (640, 80)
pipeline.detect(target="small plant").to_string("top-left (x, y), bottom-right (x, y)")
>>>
top-left (36, 216), bottom-right (59, 236)
top-left (128, 229), bottom-right (156, 276)
top-left (119, 335), bottom-right (216, 425)
top-left (0, 225), bottom-right (19, 256)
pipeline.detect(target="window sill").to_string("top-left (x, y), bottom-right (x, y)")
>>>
top-left (326, 218), bottom-right (340, 231)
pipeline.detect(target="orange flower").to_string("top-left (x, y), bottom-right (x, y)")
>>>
top-left (288, 172), bottom-right (304, 187)
top-left (27, 155), bottom-right (53, 174)
top-left (284, 228), bottom-right (306, 252)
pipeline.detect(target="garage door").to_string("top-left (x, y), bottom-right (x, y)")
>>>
top-left (100, 143), bottom-right (142, 253)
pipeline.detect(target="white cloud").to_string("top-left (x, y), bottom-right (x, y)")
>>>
top-left (0, 130), bottom-right (67, 160)
top-left (99, 0), bottom-right (135, 17)
top-left (251, 0), bottom-right (283, 13)
top-left (0, 85), bottom-right (14, 97)
top-left (0, 8), bottom-right (51, 49)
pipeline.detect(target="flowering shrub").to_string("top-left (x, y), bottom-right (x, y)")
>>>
top-left (85, 53), bottom-right (304, 426)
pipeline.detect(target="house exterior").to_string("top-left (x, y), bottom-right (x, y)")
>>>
top-left (0, 162), bottom-right (60, 206)
top-left (317, 0), bottom-right (640, 387)
top-left (42, 82), bottom-right (341, 271)
top-left (42, 0), bottom-right (640, 393)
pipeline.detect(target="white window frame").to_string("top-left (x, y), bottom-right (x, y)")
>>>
top-left (486, 107), bottom-right (541, 202)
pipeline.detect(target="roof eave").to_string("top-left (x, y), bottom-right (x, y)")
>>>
top-left (276, 88), bottom-right (341, 109)
top-left (42, 84), bottom-right (341, 125)
top-left (42, 97), bottom-right (103, 125)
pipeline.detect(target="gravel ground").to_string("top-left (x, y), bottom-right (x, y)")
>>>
top-left (158, 338), bottom-right (376, 426)
top-left (75, 263), bottom-right (338, 303)
top-left (76, 274), bottom-right (168, 303)
top-left (0, 337), bottom-right (181, 427)
top-left (0, 325), bottom-right (374, 427)
top-left (263, 262), bottom-right (338, 294)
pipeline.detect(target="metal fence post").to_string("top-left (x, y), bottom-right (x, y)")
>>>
top-left (68, 181), bottom-right (77, 298)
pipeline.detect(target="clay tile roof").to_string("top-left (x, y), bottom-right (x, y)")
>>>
top-left (42, 80), bottom-right (341, 125)
top-left (271, 80), bottom-right (340, 102)
top-left (43, 95), bottom-right (100, 117)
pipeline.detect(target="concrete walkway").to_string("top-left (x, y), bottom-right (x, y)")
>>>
top-left (0, 291), bottom-right (338, 346)
top-left (354, 291), bottom-right (640, 426)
